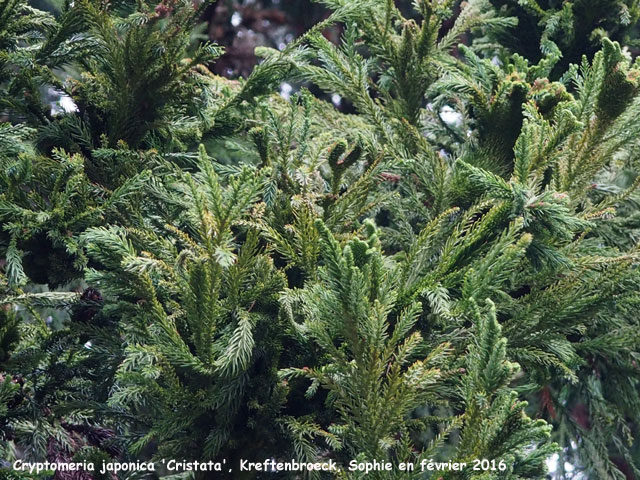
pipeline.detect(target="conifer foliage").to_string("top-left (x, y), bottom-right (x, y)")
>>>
top-left (1, 0), bottom-right (640, 479)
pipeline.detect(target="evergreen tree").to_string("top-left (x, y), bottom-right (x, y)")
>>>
top-left (1, 0), bottom-right (640, 479)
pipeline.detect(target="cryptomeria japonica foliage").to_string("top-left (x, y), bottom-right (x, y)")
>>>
top-left (1, 0), bottom-right (640, 479)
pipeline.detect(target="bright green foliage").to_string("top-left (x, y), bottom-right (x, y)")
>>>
top-left (455, 300), bottom-right (557, 479)
top-left (79, 154), bottom-right (289, 464)
top-left (2, 0), bottom-right (640, 479)
top-left (251, 90), bottom-right (386, 283)
top-left (0, 141), bottom-right (152, 286)
top-left (280, 220), bottom-right (454, 469)
top-left (281, 224), bottom-right (556, 478)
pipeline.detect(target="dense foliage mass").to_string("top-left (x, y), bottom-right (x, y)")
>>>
top-left (1, 0), bottom-right (640, 479)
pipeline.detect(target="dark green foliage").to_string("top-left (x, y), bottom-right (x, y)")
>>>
top-left (0, 0), bottom-right (57, 121)
top-left (482, 0), bottom-right (640, 78)
top-left (0, 307), bottom-right (19, 364)
top-left (54, 0), bottom-right (223, 150)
